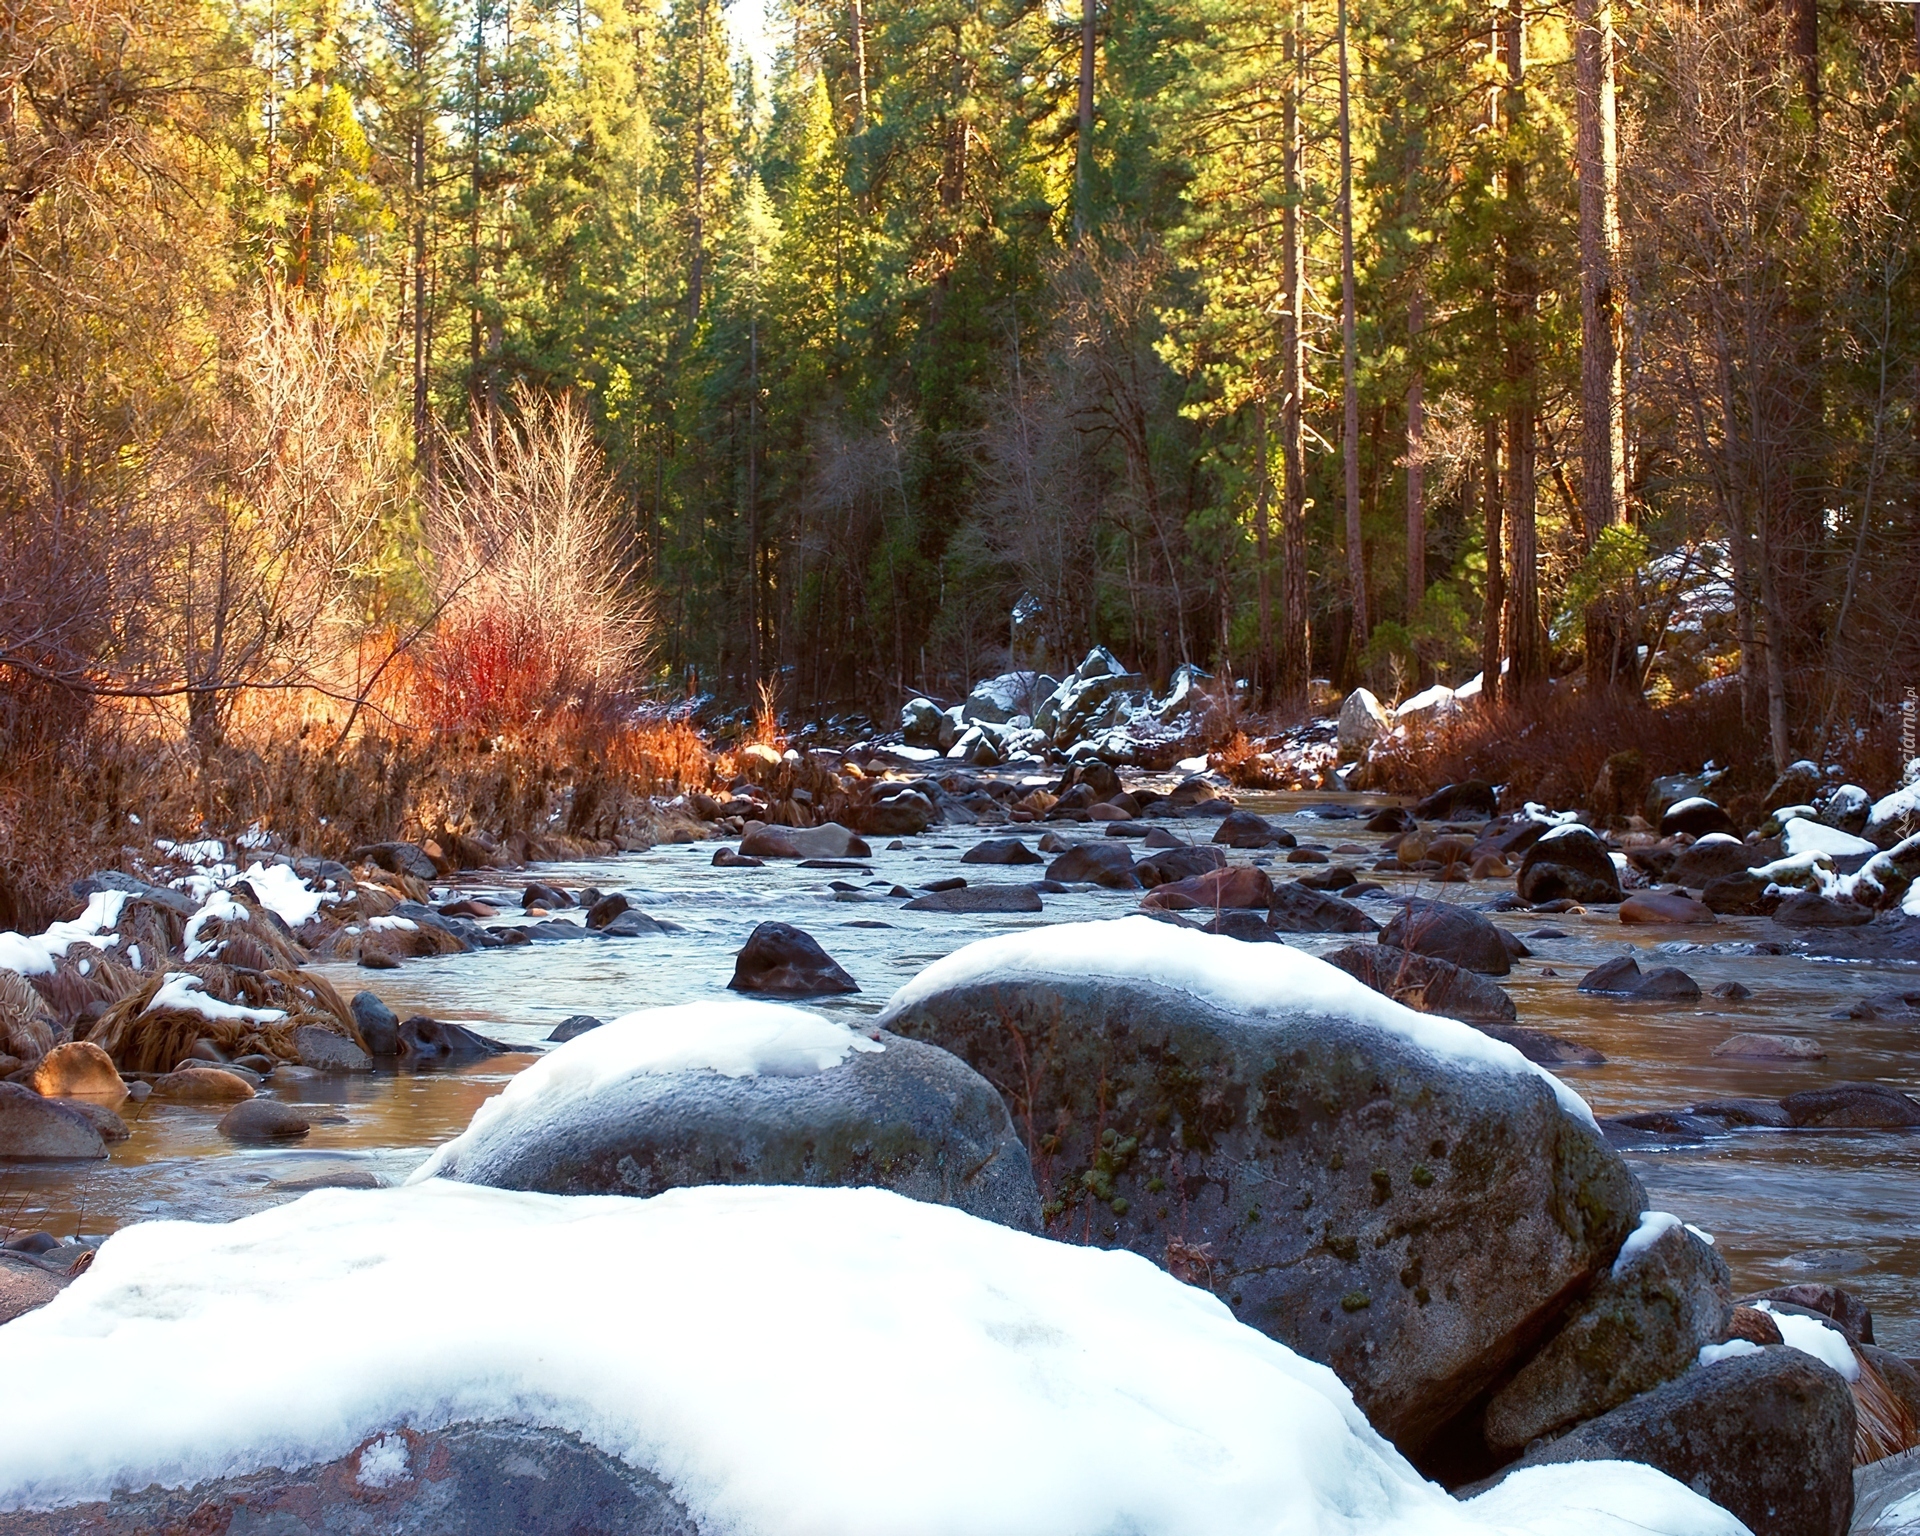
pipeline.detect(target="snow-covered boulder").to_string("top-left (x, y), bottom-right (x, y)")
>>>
top-left (1033, 647), bottom-right (1145, 746)
top-left (1781, 814), bottom-right (1876, 861)
top-left (411, 1001), bottom-right (1039, 1232)
top-left (1868, 761), bottom-right (1920, 849)
top-left (1337, 687), bottom-right (1391, 755)
top-left (960, 670), bottom-right (1042, 725)
top-left (1392, 683), bottom-right (1460, 732)
top-left (0, 1181), bottom-right (1744, 1536)
top-left (1152, 663), bottom-right (1212, 724)
top-left (1518, 825), bottom-right (1623, 905)
top-left (873, 916), bottom-right (1643, 1457)
top-left (900, 696), bottom-right (942, 745)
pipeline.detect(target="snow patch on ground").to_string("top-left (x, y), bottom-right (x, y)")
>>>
top-left (1697, 1339), bottom-right (1761, 1368)
top-left (1754, 1301), bottom-right (1859, 1380)
top-left (147, 973), bottom-right (287, 1026)
top-left (0, 1182), bottom-right (1745, 1535)
top-left (1612, 1211), bottom-right (1683, 1278)
top-left (0, 891), bottom-right (127, 977)
top-left (182, 893), bottom-right (249, 963)
top-left (1782, 818), bottom-right (1876, 860)
top-left (410, 1002), bottom-right (884, 1184)
top-left (879, 916), bottom-right (1597, 1129)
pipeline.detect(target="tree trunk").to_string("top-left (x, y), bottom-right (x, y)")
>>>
top-left (850, 0), bottom-right (869, 133)
top-left (1406, 281), bottom-right (1426, 622)
top-left (1575, 0), bottom-right (1627, 689)
top-left (1074, 0), bottom-right (1094, 239)
top-left (1502, 0), bottom-right (1545, 692)
top-left (1254, 396), bottom-right (1275, 703)
top-left (1337, 0), bottom-right (1367, 651)
top-left (1280, 0), bottom-right (1311, 713)
top-left (1482, 418), bottom-right (1504, 709)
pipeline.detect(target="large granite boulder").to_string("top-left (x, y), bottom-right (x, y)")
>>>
top-left (873, 917), bottom-right (1642, 1457)
top-left (1518, 826), bottom-right (1623, 905)
top-left (1495, 1346), bottom-right (1856, 1536)
top-left (0, 1082), bottom-right (107, 1161)
top-left (415, 1001), bottom-right (1040, 1232)
top-left (1338, 688), bottom-right (1392, 755)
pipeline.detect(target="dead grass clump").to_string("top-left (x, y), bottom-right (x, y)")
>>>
top-left (1211, 731), bottom-right (1287, 789)
top-left (0, 968), bottom-right (58, 1063)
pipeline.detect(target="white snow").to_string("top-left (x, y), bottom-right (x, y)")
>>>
top-left (1748, 850), bottom-right (1831, 883)
top-left (409, 1001), bottom-right (884, 1184)
top-left (355, 1432), bottom-right (408, 1488)
top-left (367, 916), bottom-right (418, 932)
top-left (1693, 833), bottom-right (1741, 847)
top-left (146, 973), bottom-right (286, 1026)
top-left (1175, 755), bottom-right (1211, 774)
top-left (1538, 823), bottom-right (1602, 845)
top-left (236, 862), bottom-right (334, 927)
top-left (1754, 1301), bottom-right (1859, 1381)
top-left (1905, 881), bottom-right (1920, 918)
top-left (1697, 1340), bottom-right (1761, 1368)
top-left (182, 893), bottom-right (249, 963)
top-left (0, 1181), bottom-right (1746, 1536)
top-left (1782, 819), bottom-right (1876, 860)
top-left (877, 917), bottom-right (1598, 1128)
top-left (156, 838), bottom-right (226, 865)
top-left (1612, 1211), bottom-right (1683, 1279)
top-left (1685, 1223), bottom-right (1715, 1246)
top-left (0, 891), bottom-right (127, 977)
top-left (1870, 779), bottom-right (1920, 833)
top-left (1665, 797), bottom-right (1718, 818)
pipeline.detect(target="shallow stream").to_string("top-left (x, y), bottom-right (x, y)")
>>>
top-left (7, 789), bottom-right (1918, 1347)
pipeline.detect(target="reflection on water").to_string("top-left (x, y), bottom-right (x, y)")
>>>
top-left (7, 789), bottom-right (1918, 1348)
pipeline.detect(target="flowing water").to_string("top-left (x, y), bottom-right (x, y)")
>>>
top-left (7, 788), bottom-right (1918, 1348)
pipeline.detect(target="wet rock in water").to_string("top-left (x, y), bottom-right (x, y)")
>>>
top-left (1701, 871), bottom-right (1776, 916)
top-left (217, 1099), bottom-right (312, 1141)
top-left (1286, 849), bottom-right (1331, 865)
top-left (1378, 899), bottom-right (1513, 976)
top-left (848, 790), bottom-right (936, 837)
top-left (1772, 891), bottom-right (1875, 928)
top-left (398, 1016), bottom-right (512, 1067)
top-left (1138, 866), bottom-right (1273, 911)
top-left (962, 837), bottom-right (1043, 866)
top-left (1294, 864), bottom-right (1362, 892)
top-left (1598, 1110), bottom-right (1727, 1148)
top-left (739, 823), bottom-right (873, 860)
top-left (1490, 1346), bottom-right (1857, 1536)
top-left (350, 992), bottom-right (399, 1056)
top-left (1413, 780), bottom-right (1498, 821)
top-left (1201, 910), bottom-right (1281, 943)
top-left (351, 841), bottom-right (440, 882)
top-left (729, 922), bottom-right (859, 997)
top-left (1671, 836), bottom-right (1778, 887)
top-left (1689, 1098), bottom-right (1793, 1129)
top-left (1712, 1033), bottom-right (1825, 1061)
top-left (149, 1068), bottom-right (256, 1103)
top-left (29, 1041), bottom-right (126, 1105)
top-left (1475, 1025), bottom-right (1604, 1066)
top-left (712, 847), bottom-right (765, 868)
top-left (1781, 1082), bottom-right (1920, 1129)
top-left (1133, 847), bottom-right (1228, 887)
top-left (902, 885), bottom-right (1044, 914)
top-left (57, 1098), bottom-right (129, 1141)
top-left (1517, 826), bottom-right (1622, 905)
top-left (547, 1015), bottom-right (606, 1043)
top-left (919, 878), bottom-right (967, 893)
top-left (1634, 967), bottom-right (1703, 1001)
top-left (1364, 806), bottom-right (1416, 835)
top-left (292, 1024), bottom-right (372, 1074)
top-left (0, 1250), bottom-right (68, 1325)
top-left (0, 1083), bottom-right (108, 1160)
top-left (1212, 810), bottom-right (1292, 850)
top-left (1619, 891), bottom-right (1715, 925)
top-left (422, 1012), bottom-right (1039, 1233)
top-left (1659, 797), bottom-right (1738, 839)
top-left (269, 1167), bottom-right (385, 1192)
top-left (875, 917), bottom-right (1643, 1458)
top-left (1484, 1215), bottom-right (1732, 1455)
top-left (357, 948), bottom-right (400, 970)
top-left (600, 910), bottom-right (669, 938)
top-left (583, 893), bottom-right (631, 929)
top-left (1044, 842), bottom-right (1139, 889)
top-left (1259, 884), bottom-right (1377, 935)
top-left (1710, 980), bottom-right (1753, 1000)
top-left (1576, 955), bottom-right (1700, 1002)
top-left (1323, 944), bottom-right (1519, 1024)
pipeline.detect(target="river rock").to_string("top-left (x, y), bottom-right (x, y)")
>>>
top-left (873, 917), bottom-right (1643, 1457)
top-left (1475, 1026), bottom-right (1605, 1066)
top-left (1493, 1345), bottom-right (1856, 1536)
top-left (1748, 1282), bottom-right (1875, 1344)
top-left (1045, 842), bottom-right (1138, 888)
top-left (1267, 884), bottom-right (1380, 934)
top-left (398, 1016), bottom-right (512, 1066)
top-left (292, 1025), bottom-right (372, 1073)
top-left (1212, 810), bottom-right (1290, 849)
top-left (1620, 892), bottom-right (1715, 925)
top-left (0, 1250), bottom-right (68, 1325)
top-left (1659, 798), bottom-right (1738, 839)
top-left (1701, 870), bottom-right (1775, 915)
top-left (350, 992), bottom-right (399, 1056)
top-left (1138, 866), bottom-right (1273, 911)
top-left (545, 1015), bottom-right (605, 1044)
top-left (1773, 891), bottom-right (1875, 928)
top-left (0, 1081), bottom-right (107, 1160)
top-left (217, 1098), bottom-right (312, 1140)
top-left (521, 882), bottom-right (574, 910)
top-left (1671, 837), bottom-right (1778, 887)
top-left (150, 1068), bottom-right (256, 1102)
top-left (1484, 1216), bottom-right (1733, 1455)
top-left (727, 923), bottom-right (859, 996)
top-left (1689, 1097), bottom-right (1792, 1128)
top-left (1712, 1033), bottom-right (1824, 1060)
top-left (739, 823), bottom-right (872, 860)
top-left (1379, 899), bottom-right (1513, 976)
top-left (1781, 1082), bottom-right (1920, 1128)
top-left (961, 838), bottom-right (1043, 866)
top-left (849, 790), bottom-right (937, 837)
top-left (1323, 944), bottom-right (1518, 1024)
top-left (1337, 688), bottom-right (1392, 755)
top-left (1133, 847), bottom-right (1227, 887)
top-left (351, 842), bottom-right (440, 883)
top-left (1518, 826), bottom-right (1622, 905)
top-left (29, 1041), bottom-right (126, 1104)
top-left (712, 847), bottom-right (764, 868)
top-left (902, 885), bottom-right (1044, 914)
top-left (421, 1020), bottom-right (1039, 1233)
top-left (601, 910), bottom-right (668, 938)
top-left (1413, 781), bottom-right (1498, 821)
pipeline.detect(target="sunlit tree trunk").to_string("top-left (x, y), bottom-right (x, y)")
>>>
top-left (1337, 0), bottom-right (1368, 653)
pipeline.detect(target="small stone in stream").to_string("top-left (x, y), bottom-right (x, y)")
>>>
top-left (740, 823), bottom-right (873, 860)
top-left (292, 1025), bottom-right (372, 1073)
top-left (1528, 897), bottom-right (1582, 914)
top-left (1781, 1082), bottom-right (1920, 1129)
top-left (1781, 1248), bottom-right (1869, 1275)
top-left (1620, 891), bottom-right (1715, 924)
top-left (187, 1038), bottom-right (228, 1064)
top-left (1141, 826), bottom-right (1183, 849)
top-left (270, 1065), bottom-right (322, 1085)
top-left (1413, 781), bottom-right (1498, 820)
top-left (1086, 802), bottom-right (1132, 822)
top-left (1379, 899), bottom-right (1513, 975)
top-left (1345, 882), bottom-right (1388, 899)
top-left (547, 1016), bottom-right (606, 1043)
top-left (270, 1168), bottom-right (383, 1192)
top-left (1578, 955), bottom-right (1646, 994)
top-left (583, 893), bottom-right (631, 929)
top-left (848, 791), bottom-right (935, 837)
top-left (1633, 967), bottom-right (1703, 1001)
top-left (1133, 847), bottom-right (1227, 887)
top-left (0, 1084), bottom-right (105, 1161)
top-left (1470, 854), bottom-right (1511, 880)
top-left (1138, 866), bottom-right (1273, 911)
top-left (523, 919), bottom-right (589, 941)
top-left (1710, 980), bottom-right (1753, 1000)
top-left (52, 1098), bottom-right (128, 1141)
top-left (963, 838), bottom-right (1043, 866)
top-left (232, 1054), bottom-right (275, 1075)
top-left (1285, 849), bottom-right (1329, 864)
top-left (728, 922), bottom-right (859, 997)
top-left (1364, 806), bottom-right (1415, 834)
top-left (1517, 826), bottom-right (1623, 905)
top-left (1772, 891), bottom-right (1875, 928)
top-left (492, 928), bottom-right (531, 946)
top-left (1712, 1033), bottom-right (1824, 1060)
top-left (1671, 837), bottom-right (1778, 886)
top-left (149, 1068), bottom-right (256, 1102)
top-left (1044, 842), bottom-right (1138, 888)
top-left (358, 948), bottom-right (400, 970)
top-left (1689, 1098), bottom-right (1793, 1128)
top-left (601, 910), bottom-right (669, 938)
top-left (888, 885), bottom-right (912, 897)
top-left (1036, 830), bottom-right (1072, 854)
top-left (902, 886), bottom-right (1045, 914)
top-left (1211, 810), bottom-right (1291, 849)
top-left (29, 1042), bottom-right (127, 1104)
top-left (1659, 798), bottom-right (1739, 838)
top-left (1701, 871), bottom-right (1775, 916)
top-left (1201, 911), bottom-right (1280, 943)
top-left (1325, 944), bottom-right (1519, 1024)
top-left (398, 1016), bottom-right (513, 1066)
top-left (1294, 864), bottom-right (1360, 892)
top-left (920, 877), bottom-right (967, 893)
top-left (1525, 927), bottom-right (1569, 939)
top-left (436, 898), bottom-right (497, 919)
top-left (1476, 1026), bottom-right (1604, 1065)
top-left (217, 1099), bottom-right (312, 1141)
top-left (713, 847), bottom-right (765, 868)
top-left (1263, 885), bottom-right (1380, 933)
top-left (798, 859), bottom-right (873, 871)
top-left (886, 840), bottom-right (908, 851)
top-left (351, 992), bottom-right (399, 1055)
top-left (522, 881), bottom-right (573, 910)
top-left (173, 1059), bottom-right (259, 1084)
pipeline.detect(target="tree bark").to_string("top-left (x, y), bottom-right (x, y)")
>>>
top-left (1253, 396), bottom-right (1275, 703)
top-left (1502, 0), bottom-right (1545, 692)
top-left (1280, 0), bottom-right (1311, 713)
top-left (1482, 418), bottom-right (1504, 709)
top-left (1405, 282), bottom-right (1425, 618)
top-left (1337, 0), bottom-right (1368, 652)
top-left (1075, 0), bottom-right (1094, 239)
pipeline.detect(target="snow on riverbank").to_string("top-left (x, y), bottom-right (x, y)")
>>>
top-left (0, 1182), bottom-right (1742, 1535)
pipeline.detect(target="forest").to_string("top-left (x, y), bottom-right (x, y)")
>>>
top-left (3, 0), bottom-right (1920, 786)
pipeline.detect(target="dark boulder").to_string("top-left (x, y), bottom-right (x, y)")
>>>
top-left (1212, 811), bottom-right (1294, 850)
top-left (1267, 884), bottom-right (1379, 934)
top-left (547, 1015), bottom-right (606, 1044)
top-left (351, 842), bottom-right (440, 883)
top-left (1660, 798), bottom-right (1738, 839)
top-left (1364, 806), bottom-right (1415, 834)
top-left (522, 881), bottom-right (574, 910)
top-left (1137, 866), bottom-right (1274, 911)
top-left (1133, 846), bottom-right (1229, 887)
top-left (729, 922), bottom-right (859, 997)
top-left (398, 1016), bottom-right (513, 1067)
top-left (349, 992), bottom-right (399, 1056)
top-left (1379, 899), bottom-right (1513, 976)
top-left (217, 1099), bottom-right (312, 1141)
top-left (961, 838), bottom-right (1043, 866)
top-left (1781, 1082), bottom-right (1920, 1129)
top-left (1702, 871), bottom-right (1777, 916)
top-left (1517, 826), bottom-right (1622, 905)
top-left (902, 886), bottom-right (1044, 914)
top-left (1414, 781), bottom-right (1498, 821)
top-left (1044, 842), bottom-right (1139, 889)
top-left (1671, 837), bottom-right (1777, 887)
top-left (1325, 944), bottom-right (1519, 1024)
top-left (847, 792), bottom-right (936, 837)
top-left (1476, 1026), bottom-right (1605, 1066)
top-left (0, 1082), bottom-right (107, 1161)
top-left (1773, 891), bottom-right (1875, 928)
